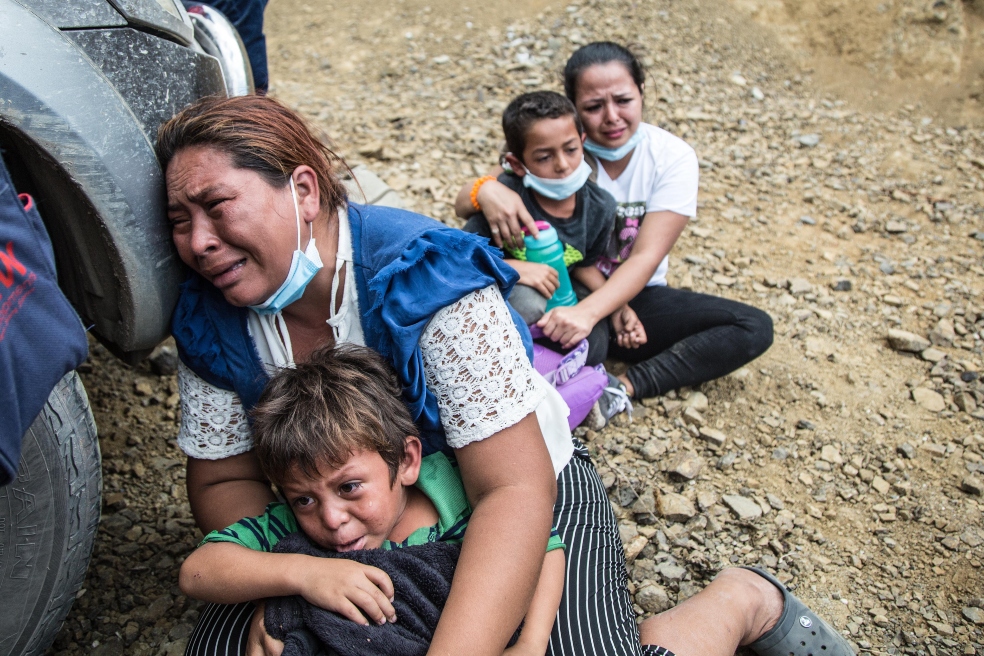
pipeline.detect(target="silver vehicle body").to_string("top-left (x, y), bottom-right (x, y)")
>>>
top-left (0, 0), bottom-right (249, 362)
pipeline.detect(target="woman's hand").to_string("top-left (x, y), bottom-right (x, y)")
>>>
top-left (476, 180), bottom-right (538, 249)
top-left (536, 304), bottom-right (599, 349)
top-left (511, 261), bottom-right (559, 300)
top-left (295, 558), bottom-right (396, 626)
top-left (246, 602), bottom-right (284, 656)
top-left (612, 305), bottom-right (647, 349)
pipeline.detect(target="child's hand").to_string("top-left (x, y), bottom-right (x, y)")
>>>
top-left (612, 305), bottom-right (647, 348)
top-left (295, 557), bottom-right (397, 626)
top-left (536, 305), bottom-right (596, 349)
top-left (512, 261), bottom-right (559, 300)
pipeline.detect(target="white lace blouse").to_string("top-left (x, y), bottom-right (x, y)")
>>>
top-left (176, 207), bottom-right (574, 476)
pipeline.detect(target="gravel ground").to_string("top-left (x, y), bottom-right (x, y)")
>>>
top-left (49, 0), bottom-right (984, 653)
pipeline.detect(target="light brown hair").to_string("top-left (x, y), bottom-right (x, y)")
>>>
top-left (156, 95), bottom-right (348, 214)
top-left (251, 345), bottom-right (418, 488)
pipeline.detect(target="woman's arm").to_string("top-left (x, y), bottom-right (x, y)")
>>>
top-left (537, 210), bottom-right (689, 348)
top-left (454, 171), bottom-right (537, 249)
top-left (430, 413), bottom-right (557, 656)
top-left (504, 548), bottom-right (565, 655)
top-left (418, 285), bottom-right (559, 655)
top-left (187, 452), bottom-right (276, 534)
top-left (180, 542), bottom-right (397, 624)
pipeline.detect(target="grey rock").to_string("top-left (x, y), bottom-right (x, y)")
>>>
top-left (796, 133), bottom-right (821, 147)
top-left (698, 427), bottom-right (727, 448)
top-left (887, 329), bottom-right (931, 353)
top-left (681, 391), bottom-right (709, 411)
top-left (148, 343), bottom-right (179, 376)
top-left (666, 451), bottom-right (703, 480)
top-left (961, 475), bottom-right (983, 496)
top-left (635, 584), bottom-right (672, 614)
top-left (930, 319), bottom-right (956, 347)
top-left (658, 491), bottom-right (697, 522)
top-left (911, 387), bottom-right (946, 412)
top-left (954, 391), bottom-right (977, 413)
top-left (962, 607), bottom-right (984, 625)
top-left (897, 443), bottom-right (916, 459)
top-left (788, 278), bottom-right (813, 295)
top-left (657, 562), bottom-right (687, 582)
top-left (723, 494), bottom-right (763, 520)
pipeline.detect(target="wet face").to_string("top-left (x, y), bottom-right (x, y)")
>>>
top-left (572, 61), bottom-right (644, 149)
top-left (509, 115), bottom-right (585, 180)
top-left (166, 145), bottom-right (299, 308)
top-left (281, 446), bottom-right (419, 552)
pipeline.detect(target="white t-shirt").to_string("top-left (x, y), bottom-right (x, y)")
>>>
top-left (593, 122), bottom-right (699, 287)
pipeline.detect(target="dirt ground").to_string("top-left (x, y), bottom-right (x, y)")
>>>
top-left (49, 0), bottom-right (984, 654)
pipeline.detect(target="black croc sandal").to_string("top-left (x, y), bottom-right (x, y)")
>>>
top-left (742, 567), bottom-right (856, 656)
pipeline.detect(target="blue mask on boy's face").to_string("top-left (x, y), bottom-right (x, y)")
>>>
top-left (521, 158), bottom-right (593, 201)
top-left (248, 177), bottom-right (324, 315)
top-left (583, 128), bottom-right (644, 162)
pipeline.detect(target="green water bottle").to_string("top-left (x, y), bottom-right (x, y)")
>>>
top-left (524, 221), bottom-right (577, 310)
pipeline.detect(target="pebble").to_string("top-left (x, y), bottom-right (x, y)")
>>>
top-left (788, 278), bottom-right (813, 295)
top-left (722, 494), bottom-right (763, 520)
top-left (963, 607), bottom-right (984, 625)
top-left (698, 427), bottom-right (727, 448)
top-left (930, 319), bottom-right (956, 347)
top-left (665, 451), bottom-right (703, 480)
top-left (961, 475), bottom-right (983, 496)
top-left (658, 491), bottom-right (697, 522)
top-left (887, 329), bottom-right (931, 353)
top-left (635, 584), bottom-right (672, 614)
top-left (871, 476), bottom-right (891, 494)
top-left (796, 133), bottom-right (821, 147)
top-left (911, 387), bottom-right (946, 412)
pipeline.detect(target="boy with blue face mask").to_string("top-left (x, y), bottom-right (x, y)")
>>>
top-left (464, 91), bottom-right (632, 427)
top-left (465, 92), bottom-right (616, 336)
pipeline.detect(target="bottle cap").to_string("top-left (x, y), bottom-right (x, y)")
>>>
top-left (521, 221), bottom-right (552, 237)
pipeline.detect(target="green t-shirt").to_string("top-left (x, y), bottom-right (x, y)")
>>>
top-left (202, 452), bottom-right (564, 552)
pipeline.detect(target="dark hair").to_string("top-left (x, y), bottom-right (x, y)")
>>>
top-left (502, 91), bottom-right (583, 161)
top-left (156, 95), bottom-right (348, 214)
top-left (251, 345), bottom-right (419, 488)
top-left (563, 42), bottom-right (646, 103)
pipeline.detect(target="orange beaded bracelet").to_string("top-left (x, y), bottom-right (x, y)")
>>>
top-left (470, 176), bottom-right (496, 212)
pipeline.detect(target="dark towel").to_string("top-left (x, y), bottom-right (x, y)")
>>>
top-left (265, 533), bottom-right (461, 656)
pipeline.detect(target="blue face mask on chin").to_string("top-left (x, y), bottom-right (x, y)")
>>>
top-left (248, 177), bottom-right (324, 315)
top-left (583, 128), bottom-right (644, 162)
top-left (521, 158), bottom-right (593, 201)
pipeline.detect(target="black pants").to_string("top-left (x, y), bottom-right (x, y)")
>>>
top-left (583, 285), bottom-right (773, 398)
top-left (184, 442), bottom-right (674, 656)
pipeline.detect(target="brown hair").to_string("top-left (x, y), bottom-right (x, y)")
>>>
top-left (156, 95), bottom-right (347, 213)
top-left (502, 91), bottom-right (583, 162)
top-left (251, 345), bottom-right (418, 488)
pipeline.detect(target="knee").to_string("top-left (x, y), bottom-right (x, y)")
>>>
top-left (741, 307), bottom-right (774, 358)
top-left (509, 285), bottom-right (548, 325)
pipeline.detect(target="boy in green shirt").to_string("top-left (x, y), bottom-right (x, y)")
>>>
top-left (179, 344), bottom-right (564, 654)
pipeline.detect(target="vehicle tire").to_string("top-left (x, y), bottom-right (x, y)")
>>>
top-left (0, 371), bottom-right (101, 656)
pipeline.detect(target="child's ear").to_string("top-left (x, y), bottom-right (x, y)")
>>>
top-left (397, 435), bottom-right (423, 487)
top-left (503, 153), bottom-right (527, 177)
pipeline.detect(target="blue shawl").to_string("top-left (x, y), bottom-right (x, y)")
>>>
top-left (172, 202), bottom-right (531, 455)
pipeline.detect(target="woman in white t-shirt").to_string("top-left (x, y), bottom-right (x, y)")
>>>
top-left (456, 42), bottom-right (773, 409)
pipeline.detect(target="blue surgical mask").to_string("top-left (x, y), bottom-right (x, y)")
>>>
top-left (583, 129), bottom-right (644, 161)
top-left (248, 178), bottom-right (324, 315)
top-left (522, 158), bottom-right (592, 201)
